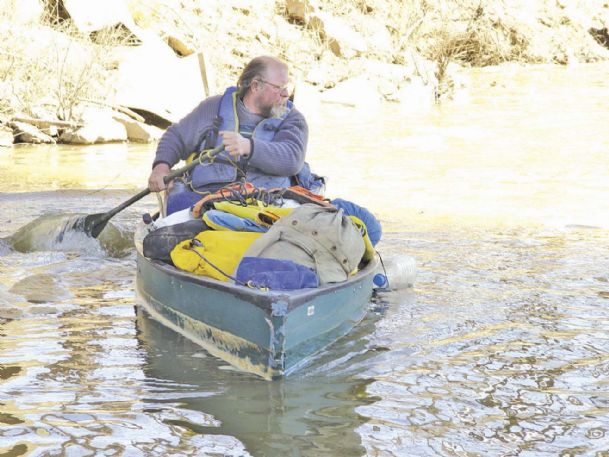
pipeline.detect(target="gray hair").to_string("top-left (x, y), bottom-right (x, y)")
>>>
top-left (236, 56), bottom-right (284, 97)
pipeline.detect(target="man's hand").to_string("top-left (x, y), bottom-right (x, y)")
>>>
top-left (148, 163), bottom-right (171, 192)
top-left (219, 131), bottom-right (251, 158)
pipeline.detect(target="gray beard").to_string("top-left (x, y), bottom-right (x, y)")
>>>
top-left (270, 102), bottom-right (288, 118)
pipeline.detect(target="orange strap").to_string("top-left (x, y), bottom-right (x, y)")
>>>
top-left (276, 186), bottom-right (333, 207)
top-left (192, 182), bottom-right (256, 218)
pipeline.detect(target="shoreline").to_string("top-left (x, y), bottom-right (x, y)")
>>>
top-left (1, 0), bottom-right (609, 147)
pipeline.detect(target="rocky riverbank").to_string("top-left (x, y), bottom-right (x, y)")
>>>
top-left (1, 0), bottom-right (608, 147)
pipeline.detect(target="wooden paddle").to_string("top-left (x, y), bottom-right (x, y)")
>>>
top-left (75, 145), bottom-right (224, 238)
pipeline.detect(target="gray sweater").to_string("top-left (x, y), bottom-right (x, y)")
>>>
top-left (153, 94), bottom-right (308, 178)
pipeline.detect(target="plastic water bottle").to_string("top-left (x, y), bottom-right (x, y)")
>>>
top-left (373, 254), bottom-right (417, 290)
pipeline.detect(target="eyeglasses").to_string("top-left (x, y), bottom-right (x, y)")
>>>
top-left (257, 78), bottom-right (292, 94)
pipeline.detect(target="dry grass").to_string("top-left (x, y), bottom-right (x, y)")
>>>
top-left (404, 1), bottom-right (531, 98)
top-left (0, 6), bottom-right (131, 121)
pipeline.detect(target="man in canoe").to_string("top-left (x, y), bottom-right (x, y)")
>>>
top-left (147, 55), bottom-right (382, 246)
top-left (147, 55), bottom-right (317, 214)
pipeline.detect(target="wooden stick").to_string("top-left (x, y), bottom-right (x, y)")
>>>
top-left (79, 98), bottom-right (146, 123)
top-left (197, 51), bottom-right (211, 97)
top-left (11, 116), bottom-right (83, 129)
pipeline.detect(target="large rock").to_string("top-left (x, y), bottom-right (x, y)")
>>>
top-left (60, 122), bottom-right (127, 144)
top-left (395, 76), bottom-right (435, 111)
top-left (9, 0), bottom-right (43, 24)
top-left (112, 112), bottom-right (164, 143)
top-left (309, 13), bottom-right (367, 58)
top-left (285, 0), bottom-right (318, 23)
top-left (590, 26), bottom-right (609, 50)
top-left (365, 21), bottom-right (394, 57)
top-left (304, 51), bottom-right (345, 88)
top-left (292, 81), bottom-right (321, 122)
top-left (113, 32), bottom-right (213, 125)
top-left (346, 58), bottom-right (417, 101)
top-left (320, 76), bottom-right (381, 109)
top-left (350, 58), bottom-right (411, 80)
top-left (60, 0), bottom-right (133, 33)
top-left (57, 0), bottom-right (145, 50)
top-left (10, 121), bottom-right (55, 144)
top-left (167, 34), bottom-right (195, 57)
top-left (60, 108), bottom-right (127, 144)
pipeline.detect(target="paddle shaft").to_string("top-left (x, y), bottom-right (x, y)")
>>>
top-left (86, 145), bottom-right (224, 237)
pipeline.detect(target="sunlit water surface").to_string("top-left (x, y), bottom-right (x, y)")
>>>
top-left (1, 63), bottom-right (609, 456)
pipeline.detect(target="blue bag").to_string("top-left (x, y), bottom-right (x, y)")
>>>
top-left (331, 198), bottom-right (382, 246)
top-left (236, 257), bottom-right (319, 290)
top-left (292, 162), bottom-right (325, 194)
top-left (203, 210), bottom-right (268, 232)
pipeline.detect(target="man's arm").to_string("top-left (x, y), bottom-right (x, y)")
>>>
top-left (247, 109), bottom-right (308, 177)
top-left (149, 96), bottom-right (221, 191)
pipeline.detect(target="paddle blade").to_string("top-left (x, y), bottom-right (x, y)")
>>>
top-left (55, 213), bottom-right (108, 240)
top-left (83, 213), bottom-right (110, 238)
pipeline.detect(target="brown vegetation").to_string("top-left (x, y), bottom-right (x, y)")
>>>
top-left (1, 7), bottom-right (131, 121)
top-left (1, 0), bottom-right (608, 142)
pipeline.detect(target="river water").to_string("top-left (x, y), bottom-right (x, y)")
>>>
top-left (1, 63), bottom-right (609, 456)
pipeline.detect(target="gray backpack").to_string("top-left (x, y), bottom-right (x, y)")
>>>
top-left (244, 204), bottom-right (365, 284)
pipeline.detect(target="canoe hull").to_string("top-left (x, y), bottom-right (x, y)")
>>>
top-left (135, 233), bottom-right (378, 379)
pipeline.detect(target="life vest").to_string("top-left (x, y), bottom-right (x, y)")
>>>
top-left (189, 87), bottom-right (293, 191)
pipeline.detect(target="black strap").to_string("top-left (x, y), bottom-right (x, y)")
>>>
top-left (200, 116), bottom-right (222, 151)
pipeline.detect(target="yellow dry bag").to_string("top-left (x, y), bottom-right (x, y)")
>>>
top-left (170, 231), bottom-right (262, 281)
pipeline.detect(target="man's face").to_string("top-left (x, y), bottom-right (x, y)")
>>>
top-left (253, 64), bottom-right (290, 117)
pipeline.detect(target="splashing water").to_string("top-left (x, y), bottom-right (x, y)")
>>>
top-left (6, 213), bottom-right (132, 257)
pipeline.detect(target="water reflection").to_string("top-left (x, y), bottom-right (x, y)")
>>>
top-left (0, 143), bottom-right (152, 192)
top-left (136, 307), bottom-right (382, 457)
top-left (356, 224), bottom-right (609, 456)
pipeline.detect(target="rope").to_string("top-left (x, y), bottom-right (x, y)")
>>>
top-left (183, 144), bottom-right (289, 211)
top-left (186, 239), bottom-right (269, 292)
top-left (187, 147), bottom-right (248, 196)
top-left (376, 250), bottom-right (390, 289)
top-left (213, 181), bottom-right (286, 209)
